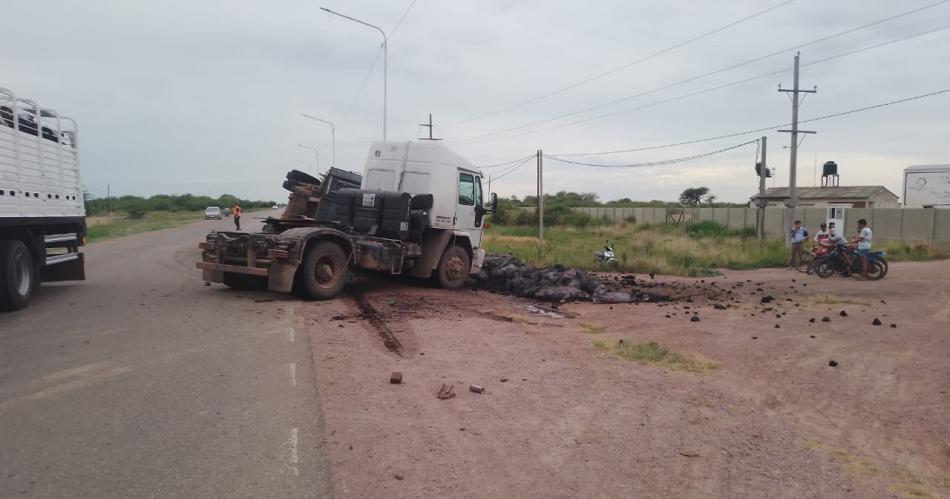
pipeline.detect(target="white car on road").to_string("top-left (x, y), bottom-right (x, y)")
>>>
top-left (204, 206), bottom-right (222, 220)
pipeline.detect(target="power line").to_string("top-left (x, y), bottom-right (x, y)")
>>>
top-left (389, 0), bottom-right (418, 38)
top-left (454, 0), bottom-right (950, 142)
top-left (339, 47), bottom-right (384, 126)
top-left (547, 25), bottom-right (950, 156)
top-left (547, 88), bottom-right (950, 157)
top-left (443, 0), bottom-right (799, 128)
top-left (475, 153), bottom-right (537, 169)
top-left (339, 0), bottom-right (418, 126)
top-left (544, 140), bottom-right (759, 168)
top-left (490, 156), bottom-right (535, 181)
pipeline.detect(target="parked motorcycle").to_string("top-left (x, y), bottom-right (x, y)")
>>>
top-left (594, 240), bottom-right (617, 267)
top-left (813, 245), bottom-right (888, 280)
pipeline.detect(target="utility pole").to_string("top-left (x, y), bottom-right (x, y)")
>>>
top-left (778, 52), bottom-right (817, 244)
top-left (320, 7), bottom-right (387, 140)
top-left (301, 114), bottom-right (335, 167)
top-left (756, 136), bottom-right (768, 240)
top-left (537, 149), bottom-right (544, 247)
top-left (419, 114), bottom-right (441, 140)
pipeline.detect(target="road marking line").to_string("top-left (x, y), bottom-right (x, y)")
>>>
top-left (288, 327), bottom-right (295, 343)
top-left (289, 363), bottom-right (296, 386)
top-left (289, 427), bottom-right (299, 476)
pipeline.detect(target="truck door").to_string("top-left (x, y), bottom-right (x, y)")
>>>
top-left (455, 171), bottom-right (483, 248)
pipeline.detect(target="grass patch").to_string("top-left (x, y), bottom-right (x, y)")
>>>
top-left (878, 240), bottom-right (950, 262)
top-left (86, 211), bottom-right (205, 243)
top-left (593, 339), bottom-right (718, 372)
top-left (484, 222), bottom-right (787, 277)
top-left (811, 294), bottom-right (872, 306)
top-left (484, 222), bottom-right (949, 277)
top-left (579, 323), bottom-right (608, 334)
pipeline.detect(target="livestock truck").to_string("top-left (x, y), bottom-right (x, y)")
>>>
top-left (197, 141), bottom-right (497, 299)
top-left (0, 86), bottom-right (85, 311)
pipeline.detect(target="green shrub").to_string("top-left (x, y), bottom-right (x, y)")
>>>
top-left (685, 220), bottom-right (754, 239)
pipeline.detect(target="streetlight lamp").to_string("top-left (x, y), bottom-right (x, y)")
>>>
top-left (297, 144), bottom-right (320, 170)
top-left (301, 114), bottom-right (335, 167)
top-left (319, 6), bottom-right (387, 141)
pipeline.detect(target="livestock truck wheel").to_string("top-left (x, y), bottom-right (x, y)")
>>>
top-left (301, 241), bottom-right (349, 300)
top-left (436, 245), bottom-right (470, 290)
top-left (0, 240), bottom-right (36, 311)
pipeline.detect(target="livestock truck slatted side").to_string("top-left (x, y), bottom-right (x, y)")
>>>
top-left (0, 86), bottom-right (85, 311)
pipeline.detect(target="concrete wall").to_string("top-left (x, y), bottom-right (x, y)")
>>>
top-left (570, 206), bottom-right (950, 246)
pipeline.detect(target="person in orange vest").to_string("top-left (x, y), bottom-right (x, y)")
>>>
top-left (232, 204), bottom-right (242, 231)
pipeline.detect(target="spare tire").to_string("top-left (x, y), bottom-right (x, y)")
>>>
top-left (282, 179), bottom-right (301, 192)
top-left (286, 169), bottom-right (320, 186)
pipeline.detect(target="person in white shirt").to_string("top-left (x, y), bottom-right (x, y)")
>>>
top-left (787, 220), bottom-right (809, 268)
top-left (814, 223), bottom-right (830, 245)
top-left (850, 218), bottom-right (873, 280)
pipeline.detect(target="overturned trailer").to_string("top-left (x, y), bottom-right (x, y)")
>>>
top-left (197, 141), bottom-right (497, 299)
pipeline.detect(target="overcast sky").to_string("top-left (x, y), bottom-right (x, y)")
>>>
top-left (4, 0), bottom-right (948, 203)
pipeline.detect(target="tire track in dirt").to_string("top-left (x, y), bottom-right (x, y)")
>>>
top-left (352, 292), bottom-right (406, 357)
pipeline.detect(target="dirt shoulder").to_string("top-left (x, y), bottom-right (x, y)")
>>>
top-left (303, 262), bottom-right (950, 498)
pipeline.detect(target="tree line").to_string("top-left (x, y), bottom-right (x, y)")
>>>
top-left (84, 192), bottom-right (276, 218)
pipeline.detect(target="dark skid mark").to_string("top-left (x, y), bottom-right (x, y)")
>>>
top-left (353, 293), bottom-right (405, 357)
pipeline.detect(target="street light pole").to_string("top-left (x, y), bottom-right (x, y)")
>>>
top-left (319, 6), bottom-right (387, 141)
top-left (301, 114), bottom-right (335, 167)
top-left (297, 144), bottom-right (320, 170)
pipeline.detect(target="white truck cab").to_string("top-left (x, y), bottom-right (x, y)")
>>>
top-left (361, 141), bottom-right (495, 276)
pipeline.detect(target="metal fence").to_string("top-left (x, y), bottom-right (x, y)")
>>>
top-left (571, 206), bottom-right (950, 248)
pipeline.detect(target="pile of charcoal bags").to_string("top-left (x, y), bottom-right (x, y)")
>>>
top-left (475, 253), bottom-right (637, 304)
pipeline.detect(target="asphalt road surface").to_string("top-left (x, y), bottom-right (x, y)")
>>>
top-left (0, 213), bottom-right (332, 498)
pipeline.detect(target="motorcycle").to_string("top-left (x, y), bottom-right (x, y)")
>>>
top-left (801, 238), bottom-right (835, 274)
top-left (813, 244), bottom-right (888, 280)
top-left (594, 240), bottom-right (617, 267)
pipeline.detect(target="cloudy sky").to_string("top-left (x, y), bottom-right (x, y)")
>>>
top-left (4, 0), bottom-right (948, 203)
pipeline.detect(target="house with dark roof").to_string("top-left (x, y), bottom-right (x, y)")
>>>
top-left (750, 186), bottom-right (899, 208)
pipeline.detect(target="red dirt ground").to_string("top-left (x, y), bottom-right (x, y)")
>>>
top-left (302, 261), bottom-right (950, 498)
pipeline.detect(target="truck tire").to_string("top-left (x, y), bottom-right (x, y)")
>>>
top-left (222, 272), bottom-right (266, 290)
top-left (282, 179), bottom-right (301, 192)
top-left (286, 169), bottom-right (320, 186)
top-left (301, 241), bottom-right (349, 300)
top-left (436, 245), bottom-right (470, 290)
top-left (0, 240), bottom-right (36, 311)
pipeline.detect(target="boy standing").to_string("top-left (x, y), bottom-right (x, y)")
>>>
top-left (851, 218), bottom-right (872, 279)
top-left (787, 220), bottom-right (809, 268)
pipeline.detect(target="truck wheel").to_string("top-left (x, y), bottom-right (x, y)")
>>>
top-left (301, 241), bottom-right (349, 300)
top-left (286, 169), bottom-right (321, 186)
top-left (0, 240), bottom-right (36, 311)
top-left (222, 272), bottom-right (266, 290)
top-left (436, 245), bottom-right (470, 290)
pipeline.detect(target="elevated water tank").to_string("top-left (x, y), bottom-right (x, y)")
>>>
top-left (822, 161), bottom-right (838, 177)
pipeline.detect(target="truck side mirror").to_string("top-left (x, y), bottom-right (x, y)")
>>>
top-left (489, 192), bottom-right (498, 213)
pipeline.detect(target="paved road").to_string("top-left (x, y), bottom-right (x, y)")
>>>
top-left (0, 214), bottom-right (332, 498)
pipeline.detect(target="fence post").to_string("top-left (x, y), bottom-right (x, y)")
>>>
top-left (931, 208), bottom-right (938, 249)
top-left (898, 209), bottom-right (904, 242)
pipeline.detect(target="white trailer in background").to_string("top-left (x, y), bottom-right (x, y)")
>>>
top-left (903, 165), bottom-right (950, 208)
top-left (0, 86), bottom-right (86, 310)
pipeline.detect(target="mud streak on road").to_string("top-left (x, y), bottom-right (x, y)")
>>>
top-left (353, 293), bottom-right (405, 356)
